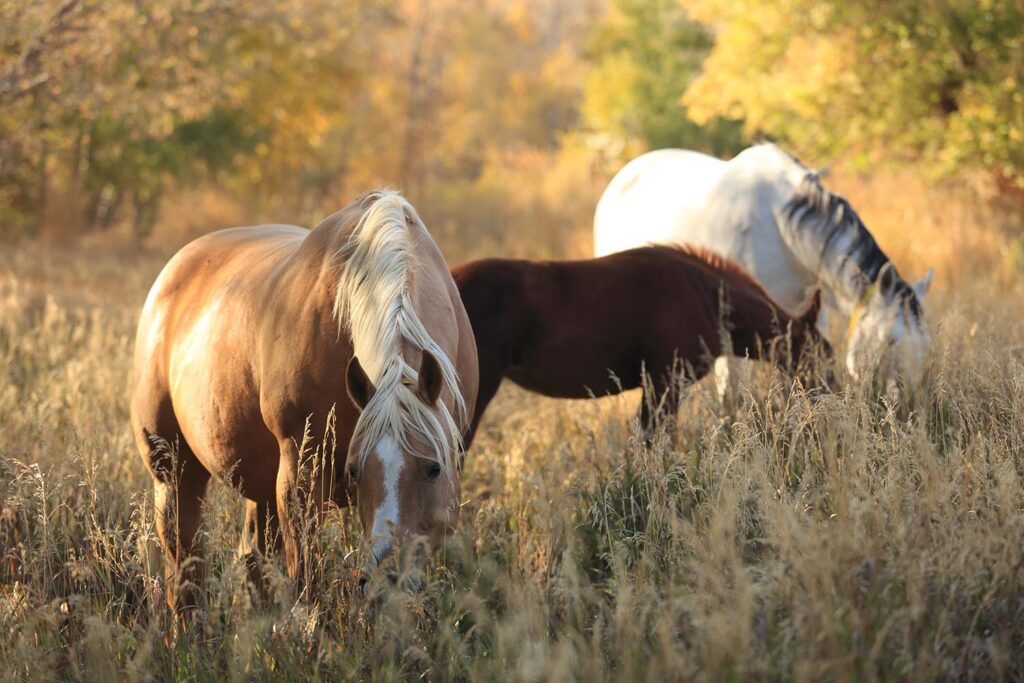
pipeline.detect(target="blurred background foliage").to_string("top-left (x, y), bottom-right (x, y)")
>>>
top-left (582, 0), bottom-right (744, 160)
top-left (0, 0), bottom-right (1021, 244)
top-left (682, 0), bottom-right (1024, 188)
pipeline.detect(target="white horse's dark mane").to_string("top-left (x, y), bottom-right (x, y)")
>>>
top-left (782, 173), bottom-right (921, 319)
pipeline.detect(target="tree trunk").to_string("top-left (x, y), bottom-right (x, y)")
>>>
top-left (34, 93), bottom-right (49, 235)
top-left (400, 1), bottom-right (431, 197)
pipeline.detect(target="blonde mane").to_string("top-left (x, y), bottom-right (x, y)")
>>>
top-left (332, 190), bottom-right (466, 475)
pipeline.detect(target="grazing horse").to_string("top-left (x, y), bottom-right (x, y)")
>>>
top-left (131, 190), bottom-right (478, 612)
top-left (451, 245), bottom-right (830, 447)
top-left (593, 144), bottom-right (933, 385)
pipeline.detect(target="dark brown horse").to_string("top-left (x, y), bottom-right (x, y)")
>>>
top-left (131, 191), bottom-right (478, 614)
top-left (452, 245), bottom-right (830, 445)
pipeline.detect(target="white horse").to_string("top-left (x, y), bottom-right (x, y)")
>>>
top-left (594, 143), bottom-right (933, 386)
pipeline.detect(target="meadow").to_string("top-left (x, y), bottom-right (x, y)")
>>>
top-left (2, 170), bottom-right (1024, 682)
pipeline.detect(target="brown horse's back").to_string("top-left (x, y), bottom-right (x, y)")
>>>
top-left (459, 248), bottom-right (723, 394)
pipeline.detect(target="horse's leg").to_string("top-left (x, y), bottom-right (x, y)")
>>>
top-left (713, 356), bottom-right (737, 412)
top-left (463, 358), bottom-right (505, 449)
top-left (242, 499), bottom-right (282, 555)
top-left (275, 438), bottom-right (328, 592)
top-left (815, 305), bottom-right (831, 338)
top-left (148, 438), bottom-right (211, 619)
top-left (240, 499), bottom-right (282, 601)
top-left (663, 380), bottom-right (684, 446)
top-left (132, 382), bottom-right (211, 620)
top-left (638, 384), bottom-right (657, 441)
top-left (716, 355), bottom-right (757, 418)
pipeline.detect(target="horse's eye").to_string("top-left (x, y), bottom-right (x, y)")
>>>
top-left (348, 463), bottom-right (359, 483)
top-left (426, 463), bottom-right (442, 481)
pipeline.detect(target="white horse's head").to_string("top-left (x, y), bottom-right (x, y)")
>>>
top-left (847, 265), bottom-right (933, 384)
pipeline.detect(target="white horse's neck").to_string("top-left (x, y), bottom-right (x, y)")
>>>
top-left (774, 173), bottom-right (891, 315)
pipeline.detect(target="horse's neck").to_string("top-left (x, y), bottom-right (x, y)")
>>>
top-left (812, 247), bottom-right (883, 316)
top-left (724, 288), bottom-right (785, 361)
top-left (772, 181), bottom-right (889, 316)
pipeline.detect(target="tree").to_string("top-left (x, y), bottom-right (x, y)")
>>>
top-left (681, 0), bottom-right (1024, 188)
top-left (0, 0), bottom-right (618, 240)
top-left (581, 0), bottom-right (744, 161)
top-left (351, 0), bottom-right (597, 193)
top-left (0, 0), bottom-right (370, 236)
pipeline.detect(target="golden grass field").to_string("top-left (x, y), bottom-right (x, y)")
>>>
top-left (2, 171), bottom-right (1024, 681)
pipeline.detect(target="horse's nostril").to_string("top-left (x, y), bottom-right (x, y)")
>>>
top-left (357, 574), bottom-right (369, 593)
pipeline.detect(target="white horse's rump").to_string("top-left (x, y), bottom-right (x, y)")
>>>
top-left (594, 144), bottom-right (933, 383)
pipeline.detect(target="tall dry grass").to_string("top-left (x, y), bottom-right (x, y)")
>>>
top-left (1, 171), bottom-right (1024, 681)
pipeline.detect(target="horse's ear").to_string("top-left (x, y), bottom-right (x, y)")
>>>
top-left (346, 356), bottom-right (376, 411)
top-left (417, 350), bottom-right (443, 406)
top-left (913, 268), bottom-right (934, 299)
top-left (878, 262), bottom-right (899, 296)
top-left (801, 289), bottom-right (823, 327)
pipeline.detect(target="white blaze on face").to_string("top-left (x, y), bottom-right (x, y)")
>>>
top-left (370, 434), bottom-right (404, 563)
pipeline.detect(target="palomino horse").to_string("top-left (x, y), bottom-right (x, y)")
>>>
top-left (452, 245), bottom-right (831, 447)
top-left (131, 190), bottom-right (478, 612)
top-left (594, 144), bottom-right (933, 386)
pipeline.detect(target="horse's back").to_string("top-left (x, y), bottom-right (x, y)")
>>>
top-left (594, 144), bottom-right (814, 312)
top-left (133, 224), bottom-right (308, 381)
top-left (458, 249), bottom-right (729, 399)
top-left (140, 224), bottom-right (306, 307)
top-left (594, 149), bottom-right (725, 257)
